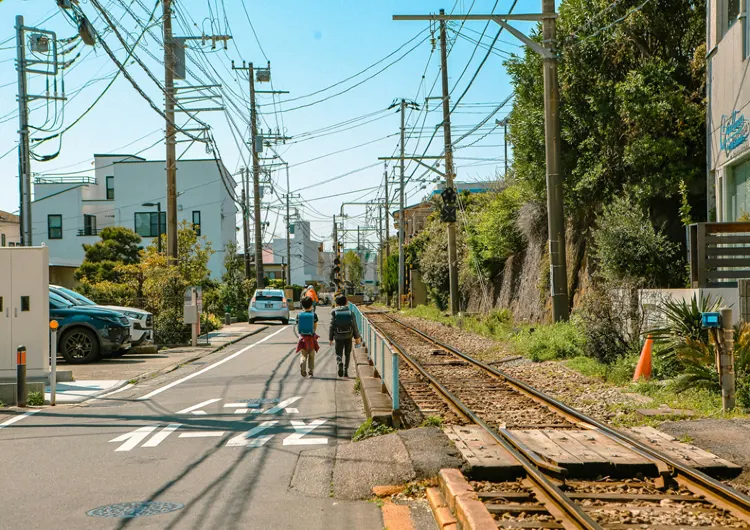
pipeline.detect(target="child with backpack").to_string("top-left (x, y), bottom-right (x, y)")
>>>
top-left (328, 294), bottom-right (361, 377)
top-left (296, 296), bottom-right (319, 378)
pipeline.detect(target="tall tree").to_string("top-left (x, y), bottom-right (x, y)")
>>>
top-left (342, 250), bottom-right (364, 286)
top-left (76, 226), bottom-right (143, 283)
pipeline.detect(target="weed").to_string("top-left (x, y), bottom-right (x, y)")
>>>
top-left (367, 498), bottom-right (385, 508)
top-left (0, 401), bottom-right (5, 408)
top-left (353, 418), bottom-right (395, 442)
top-left (353, 378), bottom-right (361, 395)
top-left (513, 321), bottom-right (585, 362)
top-left (127, 379), bottom-right (138, 385)
top-left (28, 391), bottom-right (44, 406)
top-left (419, 415), bottom-right (443, 428)
top-left (678, 435), bottom-right (694, 444)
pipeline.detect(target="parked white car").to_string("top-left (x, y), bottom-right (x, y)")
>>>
top-left (49, 285), bottom-right (154, 348)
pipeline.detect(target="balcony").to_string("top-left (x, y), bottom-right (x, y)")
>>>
top-left (34, 176), bottom-right (96, 185)
top-left (77, 228), bottom-right (100, 237)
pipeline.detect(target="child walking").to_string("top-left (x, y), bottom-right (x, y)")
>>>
top-left (328, 294), bottom-right (360, 377)
top-left (296, 296), bottom-right (319, 378)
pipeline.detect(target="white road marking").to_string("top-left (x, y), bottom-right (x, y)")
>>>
top-left (110, 425), bottom-right (158, 452)
top-left (179, 431), bottom-right (226, 438)
top-left (262, 396), bottom-right (301, 415)
top-left (142, 423), bottom-right (182, 447)
top-left (191, 410), bottom-right (208, 416)
top-left (233, 408), bottom-right (249, 414)
top-left (226, 420), bottom-right (278, 447)
top-left (283, 419), bottom-right (328, 446)
top-left (97, 384), bottom-right (134, 398)
top-left (176, 398), bottom-right (220, 414)
top-left (285, 408), bottom-right (299, 414)
top-left (138, 327), bottom-right (288, 400)
top-left (0, 409), bottom-right (40, 430)
top-left (224, 403), bottom-right (259, 408)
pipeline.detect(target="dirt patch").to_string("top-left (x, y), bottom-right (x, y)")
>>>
top-left (658, 419), bottom-right (750, 487)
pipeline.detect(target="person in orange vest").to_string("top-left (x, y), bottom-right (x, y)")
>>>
top-left (304, 285), bottom-right (319, 312)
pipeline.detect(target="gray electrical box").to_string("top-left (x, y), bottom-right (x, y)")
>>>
top-left (30, 34), bottom-right (50, 53)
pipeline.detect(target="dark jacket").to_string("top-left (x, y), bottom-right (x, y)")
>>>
top-left (329, 306), bottom-right (361, 342)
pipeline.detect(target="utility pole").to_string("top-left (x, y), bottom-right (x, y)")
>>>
top-left (398, 99), bottom-right (407, 309)
top-left (439, 11), bottom-right (460, 316)
top-left (541, 0), bottom-right (569, 321)
top-left (163, 0), bottom-right (178, 259)
top-left (241, 168), bottom-right (251, 278)
top-left (384, 164), bottom-right (390, 306)
top-left (248, 64), bottom-right (265, 288)
top-left (496, 117), bottom-right (509, 177)
top-left (379, 204), bottom-right (384, 295)
top-left (285, 162), bottom-right (292, 286)
top-left (15, 16), bottom-right (30, 247)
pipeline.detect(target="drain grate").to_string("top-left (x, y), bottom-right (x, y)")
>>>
top-left (86, 501), bottom-right (183, 518)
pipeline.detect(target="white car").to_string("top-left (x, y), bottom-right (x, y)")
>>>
top-left (248, 289), bottom-right (290, 324)
top-left (50, 285), bottom-right (154, 348)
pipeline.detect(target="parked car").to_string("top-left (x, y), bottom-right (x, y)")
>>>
top-left (49, 291), bottom-right (131, 364)
top-left (49, 285), bottom-right (153, 348)
top-left (248, 289), bottom-right (290, 324)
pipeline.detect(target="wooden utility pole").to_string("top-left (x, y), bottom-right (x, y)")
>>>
top-left (241, 168), bottom-right (251, 278)
top-left (438, 11), bottom-right (460, 316)
top-left (163, 0), bottom-right (178, 259)
top-left (541, 0), bottom-right (569, 321)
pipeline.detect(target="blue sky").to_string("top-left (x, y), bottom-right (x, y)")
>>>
top-left (0, 0), bottom-right (526, 250)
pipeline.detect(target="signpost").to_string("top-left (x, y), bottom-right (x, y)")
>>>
top-left (184, 286), bottom-right (202, 347)
top-left (49, 320), bottom-right (58, 406)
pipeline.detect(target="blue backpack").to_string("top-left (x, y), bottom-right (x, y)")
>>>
top-left (298, 311), bottom-right (315, 336)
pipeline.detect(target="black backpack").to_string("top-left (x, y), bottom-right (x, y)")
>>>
top-left (333, 308), bottom-right (353, 335)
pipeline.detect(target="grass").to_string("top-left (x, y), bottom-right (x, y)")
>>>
top-left (419, 415), bottom-right (443, 428)
top-left (0, 401), bottom-right (5, 408)
top-left (352, 418), bottom-right (395, 442)
top-left (127, 379), bottom-right (138, 385)
top-left (27, 391), bottom-right (44, 406)
top-left (353, 378), bottom-right (361, 395)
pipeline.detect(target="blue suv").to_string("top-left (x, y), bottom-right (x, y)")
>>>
top-left (50, 291), bottom-right (131, 364)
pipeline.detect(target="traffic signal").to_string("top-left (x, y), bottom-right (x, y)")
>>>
top-left (334, 256), bottom-right (341, 266)
top-left (440, 204), bottom-right (457, 223)
top-left (441, 186), bottom-right (457, 205)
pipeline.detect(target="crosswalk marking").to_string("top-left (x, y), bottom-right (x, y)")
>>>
top-left (142, 423), bottom-right (182, 448)
top-left (176, 399), bottom-right (220, 414)
top-left (224, 403), bottom-right (259, 408)
top-left (262, 397), bottom-right (301, 415)
top-left (234, 408), bottom-right (249, 414)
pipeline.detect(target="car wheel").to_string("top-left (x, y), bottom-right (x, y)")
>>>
top-left (281, 319), bottom-right (289, 325)
top-left (60, 328), bottom-right (101, 364)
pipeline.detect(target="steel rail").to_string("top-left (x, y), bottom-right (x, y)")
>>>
top-left (365, 314), bottom-right (600, 530)
top-left (377, 312), bottom-right (750, 525)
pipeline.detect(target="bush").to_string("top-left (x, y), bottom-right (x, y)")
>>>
top-left (352, 419), bottom-right (395, 442)
top-left (153, 307), bottom-right (189, 345)
top-left (513, 321), bottom-right (585, 362)
top-left (577, 286), bottom-right (642, 365)
top-left (27, 391), bottom-right (44, 406)
top-left (591, 193), bottom-right (682, 287)
top-left (201, 313), bottom-right (223, 334)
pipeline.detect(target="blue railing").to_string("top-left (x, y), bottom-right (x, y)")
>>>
top-left (349, 303), bottom-right (399, 413)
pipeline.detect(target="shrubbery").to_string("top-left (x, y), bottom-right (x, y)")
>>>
top-left (512, 321), bottom-right (586, 362)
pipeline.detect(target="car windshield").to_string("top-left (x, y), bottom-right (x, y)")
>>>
top-left (49, 291), bottom-right (75, 308)
top-left (255, 291), bottom-right (284, 301)
top-left (54, 286), bottom-right (96, 306)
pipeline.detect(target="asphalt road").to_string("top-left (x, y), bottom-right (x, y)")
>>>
top-left (0, 314), bottom-right (382, 529)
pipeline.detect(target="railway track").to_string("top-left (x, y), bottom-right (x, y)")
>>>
top-left (363, 309), bottom-right (750, 530)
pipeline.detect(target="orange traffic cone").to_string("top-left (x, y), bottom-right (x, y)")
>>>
top-left (633, 335), bottom-right (653, 382)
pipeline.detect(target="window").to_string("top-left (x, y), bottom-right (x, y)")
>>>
top-left (134, 211), bottom-right (166, 237)
top-left (83, 214), bottom-right (97, 236)
top-left (1, 234), bottom-right (5, 246)
top-left (8, 242), bottom-right (15, 247)
top-left (192, 211), bottom-right (201, 236)
top-left (48, 215), bottom-right (62, 239)
top-left (106, 176), bottom-right (114, 200)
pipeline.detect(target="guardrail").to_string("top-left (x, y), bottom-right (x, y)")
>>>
top-left (349, 304), bottom-right (399, 415)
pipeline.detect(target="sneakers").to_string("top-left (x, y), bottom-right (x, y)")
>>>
top-left (337, 362), bottom-right (344, 377)
top-left (308, 371), bottom-right (314, 378)
top-left (300, 365), bottom-right (307, 377)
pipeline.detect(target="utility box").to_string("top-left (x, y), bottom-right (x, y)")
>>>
top-left (0, 246), bottom-right (50, 381)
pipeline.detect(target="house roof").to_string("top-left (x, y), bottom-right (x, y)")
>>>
top-left (392, 201), bottom-right (432, 219)
top-left (0, 210), bottom-right (19, 223)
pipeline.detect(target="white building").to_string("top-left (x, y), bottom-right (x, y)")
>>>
top-left (0, 210), bottom-right (20, 247)
top-left (271, 220), bottom-right (327, 286)
top-left (709, 0), bottom-right (750, 219)
top-left (31, 154), bottom-right (237, 277)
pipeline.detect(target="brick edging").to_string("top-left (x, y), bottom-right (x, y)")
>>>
top-left (437, 468), bottom-right (496, 530)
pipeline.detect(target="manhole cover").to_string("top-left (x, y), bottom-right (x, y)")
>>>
top-left (87, 501), bottom-right (183, 518)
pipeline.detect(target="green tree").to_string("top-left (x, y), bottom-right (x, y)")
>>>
top-left (217, 241), bottom-right (255, 320)
top-left (382, 254), bottom-right (399, 298)
top-left (505, 0), bottom-right (706, 219)
top-left (75, 227), bottom-right (143, 283)
top-left (342, 250), bottom-right (363, 286)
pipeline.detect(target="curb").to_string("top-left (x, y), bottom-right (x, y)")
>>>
top-left (436, 468), bottom-right (495, 530)
top-left (380, 502), bottom-right (415, 530)
top-left (133, 325), bottom-right (270, 384)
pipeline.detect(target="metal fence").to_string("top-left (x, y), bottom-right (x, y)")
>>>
top-left (349, 304), bottom-right (399, 413)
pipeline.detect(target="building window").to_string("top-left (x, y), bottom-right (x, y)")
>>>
top-left (134, 211), bottom-right (166, 237)
top-left (106, 176), bottom-right (114, 200)
top-left (83, 214), bottom-right (97, 236)
top-left (1, 234), bottom-right (5, 246)
top-left (728, 0), bottom-right (740, 29)
top-left (48, 215), bottom-right (62, 239)
top-left (192, 211), bottom-right (201, 236)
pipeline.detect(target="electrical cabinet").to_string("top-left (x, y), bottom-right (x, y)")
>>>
top-left (0, 246), bottom-right (49, 381)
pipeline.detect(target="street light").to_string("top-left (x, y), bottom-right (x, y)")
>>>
top-left (142, 202), bottom-right (162, 254)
